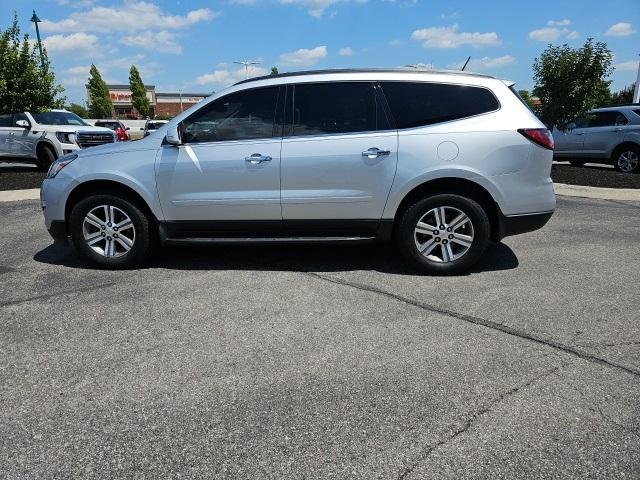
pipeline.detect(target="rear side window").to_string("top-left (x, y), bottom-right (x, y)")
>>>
top-left (380, 81), bottom-right (499, 129)
top-left (587, 111), bottom-right (627, 127)
top-left (290, 82), bottom-right (389, 136)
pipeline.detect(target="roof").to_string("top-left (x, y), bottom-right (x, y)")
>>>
top-left (593, 104), bottom-right (640, 110)
top-left (234, 68), bottom-right (493, 86)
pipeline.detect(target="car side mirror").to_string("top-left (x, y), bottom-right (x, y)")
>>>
top-left (15, 119), bottom-right (30, 128)
top-left (125, 127), bottom-right (130, 131)
top-left (165, 124), bottom-right (181, 145)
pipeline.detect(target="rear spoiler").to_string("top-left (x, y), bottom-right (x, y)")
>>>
top-left (501, 79), bottom-right (516, 88)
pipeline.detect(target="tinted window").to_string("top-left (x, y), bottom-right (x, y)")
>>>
top-left (0, 114), bottom-right (12, 127)
top-left (634, 109), bottom-right (640, 117)
top-left (380, 81), bottom-right (499, 129)
top-left (290, 82), bottom-right (389, 136)
top-left (31, 111), bottom-right (88, 126)
top-left (182, 87), bottom-right (279, 143)
top-left (588, 111), bottom-right (627, 127)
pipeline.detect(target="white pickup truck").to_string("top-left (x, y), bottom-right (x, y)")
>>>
top-left (0, 109), bottom-right (115, 170)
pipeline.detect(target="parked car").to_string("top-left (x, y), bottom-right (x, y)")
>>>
top-left (553, 105), bottom-right (640, 173)
top-left (0, 110), bottom-right (115, 170)
top-left (94, 119), bottom-right (130, 142)
top-left (143, 119), bottom-right (169, 137)
top-left (40, 68), bottom-right (556, 274)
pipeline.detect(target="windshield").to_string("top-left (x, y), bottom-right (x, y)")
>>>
top-left (31, 111), bottom-right (89, 126)
top-left (147, 121), bottom-right (167, 130)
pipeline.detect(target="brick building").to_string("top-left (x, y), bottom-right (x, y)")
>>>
top-left (87, 84), bottom-right (210, 119)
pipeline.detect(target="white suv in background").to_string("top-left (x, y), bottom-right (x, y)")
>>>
top-left (0, 109), bottom-right (115, 170)
top-left (41, 69), bottom-right (556, 274)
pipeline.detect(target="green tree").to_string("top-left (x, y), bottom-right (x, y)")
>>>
top-left (270, 66), bottom-right (279, 76)
top-left (0, 13), bottom-right (64, 113)
top-left (87, 64), bottom-right (112, 118)
top-left (129, 65), bottom-right (150, 118)
top-left (610, 83), bottom-right (635, 105)
top-left (66, 102), bottom-right (89, 118)
top-left (532, 38), bottom-right (613, 128)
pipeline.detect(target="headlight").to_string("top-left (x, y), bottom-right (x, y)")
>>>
top-left (55, 132), bottom-right (74, 144)
top-left (46, 153), bottom-right (78, 179)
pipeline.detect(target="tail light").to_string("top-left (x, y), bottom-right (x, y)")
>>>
top-left (518, 128), bottom-right (554, 150)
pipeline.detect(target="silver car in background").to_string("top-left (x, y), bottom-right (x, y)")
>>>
top-left (553, 105), bottom-right (640, 173)
top-left (40, 68), bottom-right (556, 274)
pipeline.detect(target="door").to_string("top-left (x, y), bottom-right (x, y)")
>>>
top-left (553, 119), bottom-right (587, 156)
top-left (280, 82), bottom-right (397, 233)
top-left (156, 86), bottom-right (283, 228)
top-left (10, 113), bottom-right (38, 157)
top-left (0, 114), bottom-right (14, 157)
top-left (582, 111), bottom-right (628, 157)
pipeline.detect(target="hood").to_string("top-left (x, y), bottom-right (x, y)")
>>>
top-left (75, 133), bottom-right (162, 157)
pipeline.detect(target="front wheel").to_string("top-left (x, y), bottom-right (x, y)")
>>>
top-left (396, 194), bottom-right (490, 275)
top-left (69, 194), bottom-right (154, 268)
top-left (613, 146), bottom-right (639, 173)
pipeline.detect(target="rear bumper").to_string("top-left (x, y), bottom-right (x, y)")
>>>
top-left (497, 210), bottom-right (554, 240)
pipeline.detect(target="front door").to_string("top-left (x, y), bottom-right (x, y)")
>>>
top-left (156, 86), bottom-right (283, 232)
top-left (280, 82), bottom-right (397, 235)
top-left (10, 113), bottom-right (38, 157)
top-left (582, 111), bottom-right (628, 157)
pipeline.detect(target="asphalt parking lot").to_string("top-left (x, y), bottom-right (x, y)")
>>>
top-left (1, 196), bottom-right (639, 478)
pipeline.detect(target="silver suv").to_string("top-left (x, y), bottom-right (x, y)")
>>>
top-left (41, 69), bottom-right (556, 274)
top-left (0, 110), bottom-right (115, 170)
top-left (553, 105), bottom-right (640, 173)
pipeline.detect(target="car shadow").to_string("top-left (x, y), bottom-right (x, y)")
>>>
top-left (0, 162), bottom-right (38, 173)
top-left (33, 241), bottom-right (519, 276)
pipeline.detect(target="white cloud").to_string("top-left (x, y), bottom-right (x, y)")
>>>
top-left (41, 2), bottom-right (218, 33)
top-left (42, 32), bottom-right (100, 56)
top-left (389, 39), bottom-right (405, 47)
top-left (338, 47), bottom-right (354, 56)
top-left (230, 0), bottom-right (257, 4)
top-left (528, 26), bottom-right (579, 42)
top-left (121, 30), bottom-right (182, 54)
top-left (566, 30), bottom-right (579, 40)
top-left (56, 0), bottom-right (95, 6)
top-left (615, 60), bottom-right (640, 72)
top-left (606, 22), bottom-right (636, 37)
top-left (279, 45), bottom-right (328, 65)
top-left (451, 55), bottom-right (516, 71)
top-left (547, 19), bottom-right (571, 26)
top-left (411, 24), bottom-right (500, 49)
top-left (278, 0), bottom-right (366, 18)
top-left (195, 65), bottom-right (268, 87)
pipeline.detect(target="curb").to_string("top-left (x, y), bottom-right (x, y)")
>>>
top-left (1, 184), bottom-right (639, 204)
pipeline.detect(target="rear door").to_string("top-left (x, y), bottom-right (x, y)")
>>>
top-left (279, 81), bottom-right (397, 234)
top-left (0, 114), bottom-right (13, 156)
top-left (553, 118), bottom-right (587, 156)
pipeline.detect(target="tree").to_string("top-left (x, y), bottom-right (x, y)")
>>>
top-left (0, 13), bottom-right (64, 113)
top-left (518, 90), bottom-right (537, 110)
top-left (66, 102), bottom-right (89, 118)
top-left (87, 64), bottom-right (112, 118)
top-left (129, 65), bottom-right (150, 118)
top-left (610, 83), bottom-right (635, 105)
top-left (270, 66), bottom-right (279, 76)
top-left (532, 38), bottom-right (613, 128)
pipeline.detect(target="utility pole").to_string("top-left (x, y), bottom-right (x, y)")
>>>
top-left (233, 60), bottom-right (261, 79)
top-left (30, 10), bottom-right (44, 65)
top-left (633, 54), bottom-right (640, 104)
top-left (179, 89), bottom-right (183, 112)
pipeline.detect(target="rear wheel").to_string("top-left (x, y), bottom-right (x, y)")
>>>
top-left (36, 144), bottom-right (56, 172)
top-left (69, 194), bottom-right (154, 268)
top-left (613, 146), bottom-right (639, 173)
top-left (396, 194), bottom-right (490, 275)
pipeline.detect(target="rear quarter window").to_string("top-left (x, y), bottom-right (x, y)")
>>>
top-left (380, 81), bottom-right (499, 129)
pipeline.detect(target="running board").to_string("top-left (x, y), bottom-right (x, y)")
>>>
top-left (163, 236), bottom-right (377, 246)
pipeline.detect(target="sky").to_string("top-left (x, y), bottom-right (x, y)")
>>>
top-left (3, 0), bottom-right (639, 104)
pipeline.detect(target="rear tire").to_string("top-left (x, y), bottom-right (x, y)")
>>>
top-left (69, 194), bottom-right (154, 268)
top-left (36, 144), bottom-right (56, 172)
top-left (613, 146), bottom-right (639, 173)
top-left (396, 194), bottom-right (490, 275)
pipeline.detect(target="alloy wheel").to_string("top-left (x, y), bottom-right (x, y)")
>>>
top-left (414, 206), bottom-right (474, 263)
top-left (82, 205), bottom-right (136, 258)
top-left (617, 150), bottom-right (639, 173)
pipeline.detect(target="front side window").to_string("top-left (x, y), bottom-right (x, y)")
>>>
top-left (290, 82), bottom-right (389, 136)
top-left (380, 81), bottom-right (500, 129)
top-left (181, 86), bottom-right (279, 143)
top-left (31, 111), bottom-right (88, 126)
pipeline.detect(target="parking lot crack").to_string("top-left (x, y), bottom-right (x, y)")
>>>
top-left (295, 271), bottom-right (640, 378)
top-left (395, 365), bottom-right (562, 480)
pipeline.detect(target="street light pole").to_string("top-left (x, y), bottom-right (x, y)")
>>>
top-left (233, 60), bottom-right (261, 79)
top-left (30, 10), bottom-right (45, 65)
top-left (633, 54), bottom-right (640, 104)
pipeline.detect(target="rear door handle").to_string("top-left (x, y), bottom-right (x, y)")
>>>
top-left (362, 147), bottom-right (390, 158)
top-left (614, 127), bottom-right (623, 132)
top-left (245, 153), bottom-right (272, 164)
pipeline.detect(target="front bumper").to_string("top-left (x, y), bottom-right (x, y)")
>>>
top-left (47, 220), bottom-right (69, 245)
top-left (497, 210), bottom-right (554, 240)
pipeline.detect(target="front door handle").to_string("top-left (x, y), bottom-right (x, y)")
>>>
top-left (245, 153), bottom-right (272, 164)
top-left (362, 147), bottom-right (390, 158)
top-left (614, 127), bottom-right (624, 132)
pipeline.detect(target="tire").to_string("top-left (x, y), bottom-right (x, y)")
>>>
top-left (36, 145), bottom-right (56, 172)
top-left (69, 194), bottom-right (154, 268)
top-left (396, 194), bottom-right (490, 275)
top-left (612, 146), bottom-right (639, 173)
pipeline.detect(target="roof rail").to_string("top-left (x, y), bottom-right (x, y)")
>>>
top-left (233, 68), bottom-right (493, 86)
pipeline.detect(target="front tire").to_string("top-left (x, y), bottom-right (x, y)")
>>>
top-left (69, 194), bottom-right (153, 268)
top-left (396, 194), bottom-right (490, 275)
top-left (613, 146), bottom-right (639, 173)
top-left (36, 145), bottom-right (56, 172)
